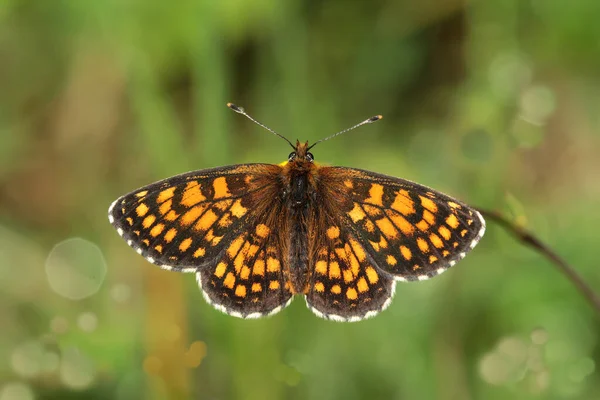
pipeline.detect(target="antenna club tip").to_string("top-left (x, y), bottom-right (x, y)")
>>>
top-left (369, 115), bottom-right (383, 122)
top-left (227, 103), bottom-right (244, 113)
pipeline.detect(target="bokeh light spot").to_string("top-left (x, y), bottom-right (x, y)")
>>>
top-left (77, 312), bottom-right (98, 333)
top-left (0, 382), bottom-right (35, 400)
top-left (50, 316), bottom-right (69, 334)
top-left (110, 283), bottom-right (131, 303)
top-left (45, 238), bottom-right (106, 300)
top-left (488, 52), bottom-right (532, 99)
top-left (183, 341), bottom-right (207, 368)
top-left (143, 356), bottom-right (162, 376)
top-left (60, 347), bottom-right (95, 390)
top-left (519, 85), bottom-right (556, 125)
top-left (11, 341), bottom-right (45, 378)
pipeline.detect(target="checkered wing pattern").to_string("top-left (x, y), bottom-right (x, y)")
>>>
top-left (305, 220), bottom-right (396, 322)
top-left (108, 164), bottom-right (292, 317)
top-left (319, 167), bottom-right (486, 282)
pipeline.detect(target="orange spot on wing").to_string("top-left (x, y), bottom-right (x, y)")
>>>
top-left (164, 228), bottom-right (177, 243)
top-left (349, 239), bottom-right (366, 262)
top-left (226, 236), bottom-right (245, 258)
top-left (365, 184), bottom-right (384, 206)
top-left (420, 195), bottom-right (438, 213)
top-left (181, 206), bottom-right (205, 226)
top-left (389, 213), bottom-right (415, 236)
top-left (267, 257), bottom-right (280, 273)
top-left (193, 247), bottom-right (206, 258)
top-left (157, 187), bottom-right (175, 204)
top-left (240, 266), bottom-right (251, 280)
top-left (429, 255), bottom-right (438, 263)
top-left (182, 181), bottom-right (205, 207)
top-left (150, 223), bottom-right (165, 237)
top-left (400, 245), bottom-right (412, 260)
top-left (416, 220), bottom-right (429, 231)
top-left (154, 245), bottom-right (163, 253)
top-left (376, 217), bottom-right (399, 239)
top-left (253, 259), bottom-right (265, 276)
top-left (136, 203), bottom-right (149, 217)
top-left (429, 233), bottom-right (444, 248)
top-left (135, 190), bottom-right (148, 198)
top-left (423, 210), bottom-right (436, 225)
top-left (251, 283), bottom-right (262, 292)
top-left (438, 226), bottom-right (451, 240)
top-left (329, 261), bottom-right (341, 279)
top-left (357, 277), bottom-right (369, 293)
top-left (315, 260), bottom-right (327, 275)
top-left (269, 280), bottom-right (280, 290)
top-left (255, 224), bottom-right (270, 238)
top-left (365, 266), bottom-right (379, 284)
top-left (392, 189), bottom-right (415, 215)
top-left (348, 203), bottom-right (366, 222)
top-left (223, 272), bottom-right (235, 289)
top-left (165, 210), bottom-right (179, 222)
top-left (314, 282), bottom-right (325, 292)
top-left (159, 199), bottom-right (172, 215)
top-left (386, 255), bottom-right (397, 266)
top-left (213, 177), bottom-right (231, 199)
top-left (194, 209), bottom-right (218, 231)
top-left (417, 237), bottom-right (429, 253)
top-left (179, 238), bottom-right (192, 252)
top-left (343, 269), bottom-right (354, 283)
top-left (230, 199), bottom-right (247, 218)
top-left (331, 284), bottom-right (342, 294)
top-left (142, 214), bottom-right (156, 228)
top-left (446, 214), bottom-right (460, 229)
top-left (346, 287), bottom-right (358, 300)
top-left (214, 262), bottom-right (227, 278)
top-left (235, 285), bottom-right (247, 297)
top-left (327, 226), bottom-right (340, 239)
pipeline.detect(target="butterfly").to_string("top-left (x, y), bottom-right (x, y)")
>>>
top-left (108, 103), bottom-right (485, 322)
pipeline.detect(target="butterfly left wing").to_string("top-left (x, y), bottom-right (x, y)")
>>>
top-left (108, 164), bottom-right (294, 317)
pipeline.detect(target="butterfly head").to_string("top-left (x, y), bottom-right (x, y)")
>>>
top-left (288, 140), bottom-right (314, 163)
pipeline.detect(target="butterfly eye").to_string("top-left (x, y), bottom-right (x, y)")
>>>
top-left (288, 152), bottom-right (296, 161)
top-left (306, 152), bottom-right (314, 162)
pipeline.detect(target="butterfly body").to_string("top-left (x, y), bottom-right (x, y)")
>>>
top-left (109, 138), bottom-right (485, 322)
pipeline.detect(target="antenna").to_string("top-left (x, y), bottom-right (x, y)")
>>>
top-left (307, 114), bottom-right (382, 151)
top-left (227, 103), bottom-right (295, 150)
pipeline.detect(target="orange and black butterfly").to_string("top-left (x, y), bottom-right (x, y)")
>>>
top-left (108, 104), bottom-right (485, 322)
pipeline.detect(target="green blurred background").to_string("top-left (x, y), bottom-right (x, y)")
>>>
top-left (1, 1), bottom-right (599, 399)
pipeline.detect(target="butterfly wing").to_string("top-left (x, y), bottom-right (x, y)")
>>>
top-left (305, 218), bottom-right (396, 322)
top-left (108, 163), bottom-right (293, 317)
top-left (304, 166), bottom-right (485, 321)
top-left (319, 167), bottom-right (486, 280)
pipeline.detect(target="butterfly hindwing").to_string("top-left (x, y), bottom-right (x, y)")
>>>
top-left (305, 219), bottom-right (396, 321)
top-left (317, 167), bottom-right (486, 282)
top-left (197, 217), bottom-right (293, 318)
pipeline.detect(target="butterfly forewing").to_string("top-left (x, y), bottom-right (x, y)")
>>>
top-left (319, 167), bottom-right (486, 282)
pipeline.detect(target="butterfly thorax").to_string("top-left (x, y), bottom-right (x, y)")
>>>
top-left (282, 141), bottom-right (317, 208)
